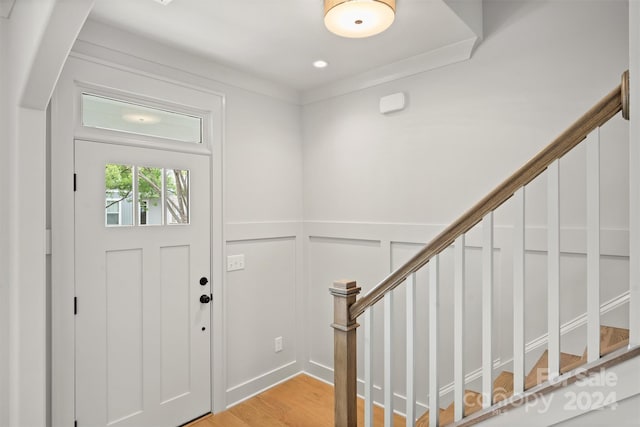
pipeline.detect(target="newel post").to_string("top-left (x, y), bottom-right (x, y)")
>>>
top-left (330, 280), bottom-right (361, 427)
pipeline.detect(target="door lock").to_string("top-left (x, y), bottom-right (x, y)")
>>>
top-left (199, 294), bottom-right (211, 304)
top-left (199, 277), bottom-right (208, 286)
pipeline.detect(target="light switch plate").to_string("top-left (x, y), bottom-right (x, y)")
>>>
top-left (227, 254), bottom-right (245, 271)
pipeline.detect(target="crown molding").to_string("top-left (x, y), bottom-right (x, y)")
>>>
top-left (301, 36), bottom-right (478, 104)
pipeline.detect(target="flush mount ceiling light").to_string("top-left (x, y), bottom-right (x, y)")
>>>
top-left (324, 0), bottom-right (396, 38)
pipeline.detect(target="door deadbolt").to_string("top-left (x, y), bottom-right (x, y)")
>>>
top-left (200, 277), bottom-right (208, 286)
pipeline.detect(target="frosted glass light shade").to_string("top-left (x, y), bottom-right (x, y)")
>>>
top-left (324, 0), bottom-right (395, 38)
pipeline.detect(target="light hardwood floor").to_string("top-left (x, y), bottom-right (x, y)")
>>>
top-left (187, 374), bottom-right (406, 427)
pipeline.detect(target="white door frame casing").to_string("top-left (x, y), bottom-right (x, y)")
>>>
top-left (51, 55), bottom-right (226, 427)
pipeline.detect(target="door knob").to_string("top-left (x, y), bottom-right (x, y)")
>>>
top-left (200, 277), bottom-right (208, 286)
top-left (200, 294), bottom-right (211, 304)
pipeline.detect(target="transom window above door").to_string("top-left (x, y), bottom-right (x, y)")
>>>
top-left (105, 164), bottom-right (190, 227)
top-left (82, 93), bottom-right (203, 143)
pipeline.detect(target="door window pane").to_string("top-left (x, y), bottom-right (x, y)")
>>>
top-left (166, 169), bottom-right (190, 225)
top-left (105, 164), bottom-right (191, 227)
top-left (105, 164), bottom-right (134, 226)
top-left (83, 93), bottom-right (202, 143)
top-left (138, 167), bottom-right (163, 226)
top-left (106, 202), bottom-right (120, 225)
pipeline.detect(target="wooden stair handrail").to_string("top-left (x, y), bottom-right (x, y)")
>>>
top-left (349, 71), bottom-right (629, 320)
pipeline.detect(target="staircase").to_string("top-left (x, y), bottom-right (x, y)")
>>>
top-left (330, 70), bottom-right (640, 427)
top-left (416, 325), bottom-right (630, 426)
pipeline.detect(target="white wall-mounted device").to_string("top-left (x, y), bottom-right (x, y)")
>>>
top-left (379, 92), bottom-right (406, 114)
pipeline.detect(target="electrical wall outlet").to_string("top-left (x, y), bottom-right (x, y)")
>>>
top-left (227, 254), bottom-right (245, 271)
top-left (274, 336), bottom-right (283, 353)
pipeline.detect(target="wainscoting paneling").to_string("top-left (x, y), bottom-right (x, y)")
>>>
top-left (224, 221), bottom-right (303, 407)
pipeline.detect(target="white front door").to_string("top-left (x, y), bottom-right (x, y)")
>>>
top-left (74, 140), bottom-right (211, 427)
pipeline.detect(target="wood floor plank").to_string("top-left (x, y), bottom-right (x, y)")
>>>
top-left (187, 374), bottom-right (406, 427)
top-left (230, 398), bottom-right (288, 427)
top-left (259, 391), bottom-right (328, 427)
top-left (208, 411), bottom-right (253, 427)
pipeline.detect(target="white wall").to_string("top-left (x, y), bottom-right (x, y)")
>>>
top-left (302, 0), bottom-right (630, 412)
top-left (629, 0), bottom-right (640, 349)
top-left (0, 14), bottom-right (9, 427)
top-left (303, 1), bottom-right (628, 224)
top-left (221, 83), bottom-right (303, 406)
top-left (4, 2), bottom-right (56, 426)
top-left (558, 393), bottom-right (640, 427)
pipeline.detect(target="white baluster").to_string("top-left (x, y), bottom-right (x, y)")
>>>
top-left (364, 307), bottom-right (374, 427)
top-left (384, 292), bottom-right (394, 427)
top-left (429, 255), bottom-right (440, 427)
top-left (454, 235), bottom-right (465, 422)
top-left (406, 273), bottom-right (416, 427)
top-left (548, 160), bottom-right (560, 379)
top-left (586, 129), bottom-right (601, 362)
top-left (482, 213), bottom-right (494, 408)
top-left (513, 188), bottom-right (525, 395)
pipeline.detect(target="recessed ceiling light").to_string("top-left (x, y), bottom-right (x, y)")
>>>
top-left (153, 0), bottom-right (174, 5)
top-left (313, 60), bottom-right (329, 69)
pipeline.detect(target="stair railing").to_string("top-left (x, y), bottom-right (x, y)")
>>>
top-left (331, 71), bottom-right (631, 427)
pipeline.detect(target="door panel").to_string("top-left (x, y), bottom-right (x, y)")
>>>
top-left (75, 140), bottom-right (211, 427)
top-left (106, 248), bottom-right (144, 424)
top-left (160, 245), bottom-right (191, 403)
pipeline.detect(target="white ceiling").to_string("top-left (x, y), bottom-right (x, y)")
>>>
top-left (88, 0), bottom-right (482, 92)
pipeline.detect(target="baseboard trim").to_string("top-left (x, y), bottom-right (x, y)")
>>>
top-left (225, 360), bottom-right (300, 408)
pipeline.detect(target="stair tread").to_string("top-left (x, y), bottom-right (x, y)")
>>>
top-left (560, 353), bottom-right (586, 374)
top-left (416, 326), bottom-right (630, 426)
top-left (417, 390), bottom-right (482, 427)
top-left (525, 350), bottom-right (582, 390)
top-left (440, 404), bottom-right (454, 426)
top-left (600, 325), bottom-right (629, 356)
top-left (493, 371), bottom-right (514, 403)
top-left (442, 390), bottom-right (482, 426)
top-left (581, 325), bottom-right (630, 361)
top-left (464, 390), bottom-right (484, 416)
top-left (416, 409), bottom-right (445, 427)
